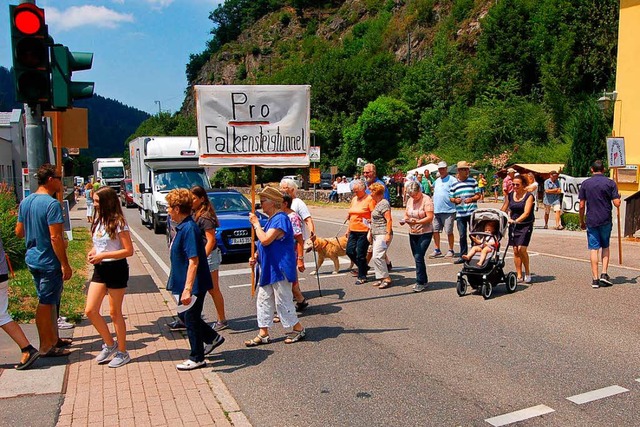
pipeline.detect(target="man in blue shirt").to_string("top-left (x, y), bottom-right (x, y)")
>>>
top-left (430, 161), bottom-right (458, 259)
top-left (543, 171), bottom-right (563, 229)
top-left (578, 160), bottom-right (621, 289)
top-left (16, 163), bottom-right (72, 357)
top-left (363, 163), bottom-right (390, 201)
top-left (449, 161), bottom-right (481, 264)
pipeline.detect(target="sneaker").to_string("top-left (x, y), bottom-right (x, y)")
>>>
top-left (295, 300), bottom-right (309, 312)
top-left (167, 319), bottom-right (187, 331)
top-left (412, 283), bottom-right (428, 293)
top-left (524, 275), bottom-right (532, 283)
top-left (204, 335), bottom-right (225, 355)
top-left (108, 351), bottom-right (131, 368)
top-left (453, 258), bottom-right (465, 264)
top-left (429, 250), bottom-right (443, 258)
top-left (176, 359), bottom-right (206, 371)
top-left (96, 342), bottom-right (118, 364)
top-left (599, 273), bottom-right (612, 287)
top-left (57, 317), bottom-right (74, 330)
top-left (212, 320), bottom-right (229, 331)
top-left (592, 279), bottom-right (600, 289)
top-left (444, 250), bottom-right (455, 258)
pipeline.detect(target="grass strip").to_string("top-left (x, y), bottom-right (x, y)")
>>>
top-left (8, 227), bottom-right (92, 323)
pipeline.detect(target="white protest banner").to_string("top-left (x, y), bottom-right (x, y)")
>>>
top-left (337, 182), bottom-right (351, 194)
top-left (559, 174), bottom-right (588, 213)
top-left (195, 85), bottom-right (311, 167)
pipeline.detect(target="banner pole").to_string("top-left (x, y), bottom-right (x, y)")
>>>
top-left (614, 168), bottom-right (622, 264)
top-left (251, 165), bottom-right (256, 297)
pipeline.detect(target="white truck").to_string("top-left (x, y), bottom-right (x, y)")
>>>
top-left (92, 158), bottom-right (125, 192)
top-left (129, 136), bottom-right (211, 234)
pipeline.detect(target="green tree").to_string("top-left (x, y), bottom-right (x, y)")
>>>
top-left (340, 96), bottom-right (413, 175)
top-left (564, 100), bottom-right (610, 177)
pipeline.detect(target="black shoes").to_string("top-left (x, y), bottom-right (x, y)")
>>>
top-left (599, 273), bottom-right (613, 287)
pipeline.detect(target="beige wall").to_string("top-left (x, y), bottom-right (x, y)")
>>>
top-left (613, 0), bottom-right (640, 194)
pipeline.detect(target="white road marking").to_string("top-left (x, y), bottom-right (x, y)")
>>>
top-left (485, 404), bottom-right (555, 426)
top-left (129, 227), bottom-right (170, 276)
top-left (566, 385), bottom-right (629, 404)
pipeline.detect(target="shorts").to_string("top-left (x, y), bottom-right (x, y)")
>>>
top-left (207, 247), bottom-right (222, 271)
top-left (29, 268), bottom-right (63, 305)
top-left (91, 259), bottom-right (129, 289)
top-left (544, 203), bottom-right (561, 213)
top-left (587, 223), bottom-right (612, 250)
top-left (0, 279), bottom-right (13, 326)
top-left (433, 213), bottom-right (455, 234)
top-left (479, 187), bottom-right (485, 194)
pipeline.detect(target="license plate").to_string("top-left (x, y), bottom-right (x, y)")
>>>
top-left (230, 237), bottom-right (251, 245)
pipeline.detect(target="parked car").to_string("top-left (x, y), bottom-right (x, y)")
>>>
top-left (320, 172), bottom-right (333, 189)
top-left (166, 189), bottom-right (267, 258)
top-left (281, 175), bottom-right (303, 189)
top-left (119, 179), bottom-right (135, 208)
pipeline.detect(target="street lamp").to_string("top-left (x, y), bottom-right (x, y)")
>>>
top-left (597, 90), bottom-right (617, 111)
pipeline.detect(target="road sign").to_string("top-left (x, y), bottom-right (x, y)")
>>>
top-left (309, 168), bottom-right (321, 184)
top-left (309, 146), bottom-right (320, 162)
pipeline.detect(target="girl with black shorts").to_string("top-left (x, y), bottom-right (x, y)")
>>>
top-left (85, 187), bottom-right (134, 368)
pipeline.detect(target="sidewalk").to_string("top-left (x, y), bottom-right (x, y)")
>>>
top-left (57, 198), bottom-right (250, 426)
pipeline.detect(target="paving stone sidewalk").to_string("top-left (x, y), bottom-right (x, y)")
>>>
top-left (57, 199), bottom-right (250, 427)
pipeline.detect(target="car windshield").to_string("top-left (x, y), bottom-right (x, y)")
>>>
top-left (125, 181), bottom-right (132, 192)
top-left (102, 167), bottom-right (124, 179)
top-left (209, 193), bottom-right (252, 213)
top-left (155, 170), bottom-right (211, 193)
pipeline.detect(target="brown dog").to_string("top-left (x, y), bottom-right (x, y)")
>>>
top-left (304, 235), bottom-right (353, 275)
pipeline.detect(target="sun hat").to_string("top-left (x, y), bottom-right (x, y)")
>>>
top-left (258, 187), bottom-right (284, 203)
top-left (507, 167), bottom-right (516, 173)
top-left (437, 161), bottom-right (448, 169)
top-left (457, 161), bottom-right (470, 169)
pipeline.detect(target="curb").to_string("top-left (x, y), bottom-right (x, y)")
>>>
top-left (133, 242), bottom-right (252, 427)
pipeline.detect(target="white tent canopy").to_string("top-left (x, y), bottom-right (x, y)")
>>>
top-left (406, 163), bottom-right (438, 177)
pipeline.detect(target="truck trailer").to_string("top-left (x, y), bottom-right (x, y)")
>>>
top-left (129, 136), bottom-right (211, 234)
top-left (92, 158), bottom-right (125, 192)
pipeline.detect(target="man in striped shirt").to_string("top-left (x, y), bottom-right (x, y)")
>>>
top-left (449, 161), bottom-right (481, 264)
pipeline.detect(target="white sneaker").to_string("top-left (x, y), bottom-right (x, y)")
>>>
top-left (176, 359), bottom-right (206, 371)
top-left (96, 342), bottom-right (118, 364)
top-left (57, 317), bottom-right (74, 329)
top-left (108, 351), bottom-right (131, 368)
top-left (524, 275), bottom-right (532, 283)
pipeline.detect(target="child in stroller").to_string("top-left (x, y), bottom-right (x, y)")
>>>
top-left (462, 221), bottom-right (498, 266)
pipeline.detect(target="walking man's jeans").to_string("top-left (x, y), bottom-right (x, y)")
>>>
top-left (178, 292), bottom-right (219, 362)
top-left (346, 231), bottom-right (370, 280)
top-left (409, 233), bottom-right (433, 286)
top-left (456, 215), bottom-right (472, 256)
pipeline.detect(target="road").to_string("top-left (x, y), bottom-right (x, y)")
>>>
top-left (123, 203), bottom-right (640, 427)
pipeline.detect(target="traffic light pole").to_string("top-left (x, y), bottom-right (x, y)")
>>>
top-left (24, 103), bottom-right (47, 193)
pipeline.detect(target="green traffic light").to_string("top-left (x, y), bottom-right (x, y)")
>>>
top-left (50, 44), bottom-right (94, 109)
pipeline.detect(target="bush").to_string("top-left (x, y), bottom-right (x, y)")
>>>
top-left (561, 212), bottom-right (581, 231)
top-left (0, 185), bottom-right (25, 268)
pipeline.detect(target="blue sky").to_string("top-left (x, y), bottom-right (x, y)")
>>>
top-left (2, 0), bottom-right (223, 114)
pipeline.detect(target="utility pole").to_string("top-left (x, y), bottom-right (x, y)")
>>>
top-left (24, 104), bottom-right (47, 193)
top-left (155, 100), bottom-right (162, 115)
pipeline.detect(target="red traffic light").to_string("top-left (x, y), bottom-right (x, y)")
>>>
top-left (13, 4), bottom-right (44, 36)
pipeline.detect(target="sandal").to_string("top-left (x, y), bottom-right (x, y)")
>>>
top-left (55, 338), bottom-right (72, 348)
top-left (556, 225), bottom-right (564, 230)
top-left (273, 316), bottom-right (280, 323)
top-left (284, 329), bottom-right (306, 344)
top-left (244, 335), bottom-right (270, 347)
top-left (41, 347), bottom-right (71, 358)
top-left (378, 280), bottom-right (392, 289)
top-left (15, 347), bottom-right (40, 371)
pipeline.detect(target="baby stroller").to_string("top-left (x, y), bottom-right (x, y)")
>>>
top-left (456, 208), bottom-right (518, 299)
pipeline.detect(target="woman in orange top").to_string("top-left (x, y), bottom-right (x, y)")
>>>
top-left (346, 180), bottom-right (376, 284)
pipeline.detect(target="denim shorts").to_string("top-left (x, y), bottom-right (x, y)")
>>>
top-left (587, 223), bottom-right (612, 250)
top-left (207, 248), bottom-right (222, 271)
top-left (29, 268), bottom-right (63, 305)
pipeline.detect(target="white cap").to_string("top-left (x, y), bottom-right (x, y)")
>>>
top-left (437, 161), bottom-right (448, 169)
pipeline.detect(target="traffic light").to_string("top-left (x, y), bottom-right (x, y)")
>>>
top-left (9, 3), bottom-right (51, 105)
top-left (50, 45), bottom-right (94, 109)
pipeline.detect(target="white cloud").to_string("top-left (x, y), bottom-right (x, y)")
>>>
top-left (144, 0), bottom-right (174, 9)
top-left (47, 6), bottom-right (134, 31)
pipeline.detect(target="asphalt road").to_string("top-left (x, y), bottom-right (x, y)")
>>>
top-left (123, 204), bottom-right (640, 427)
